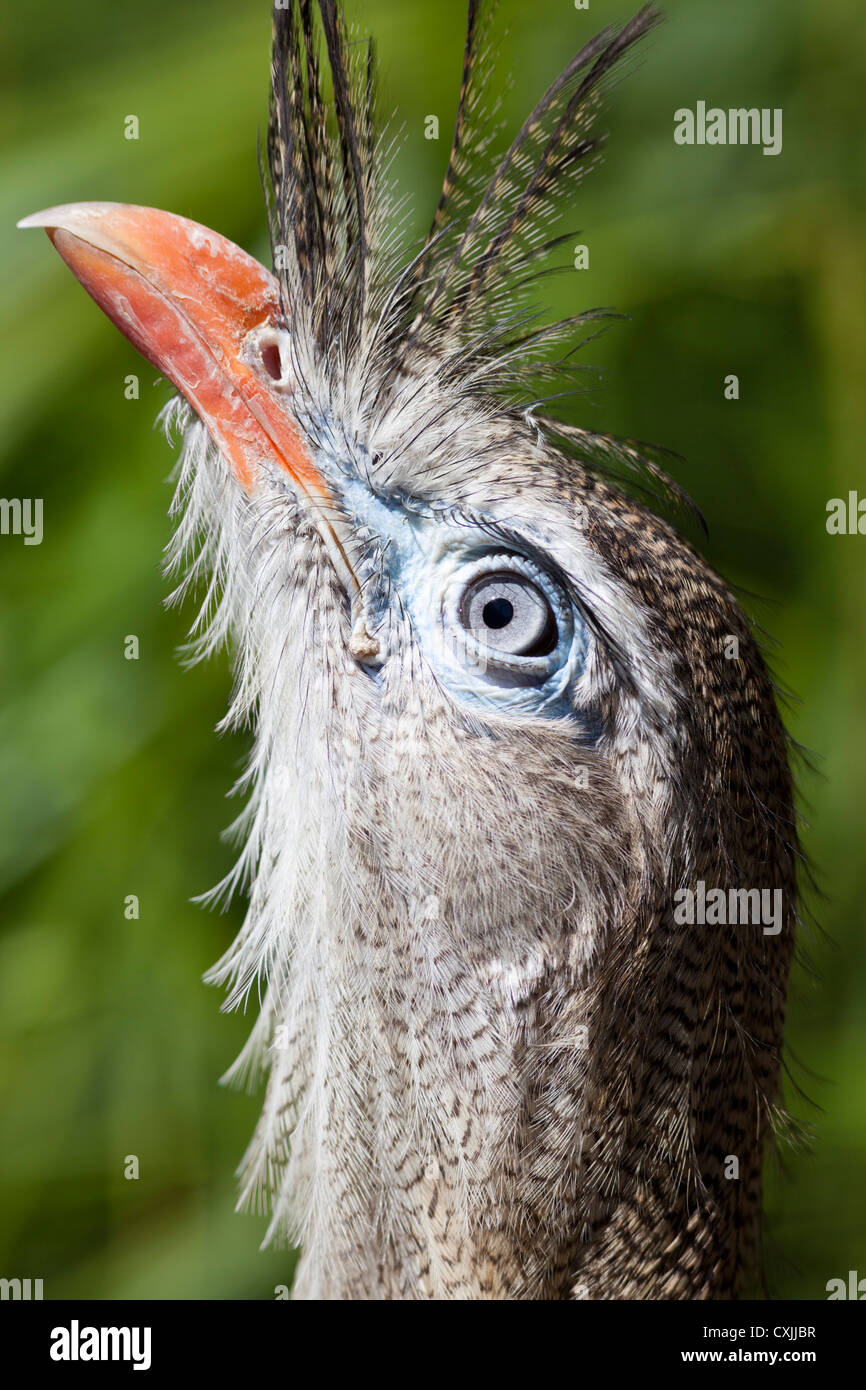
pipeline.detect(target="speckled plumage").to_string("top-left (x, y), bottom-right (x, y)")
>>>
top-left (171, 1), bottom-right (797, 1299)
top-left (44, 0), bottom-right (800, 1298)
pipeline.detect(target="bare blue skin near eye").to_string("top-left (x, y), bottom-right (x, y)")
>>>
top-left (331, 466), bottom-right (589, 721)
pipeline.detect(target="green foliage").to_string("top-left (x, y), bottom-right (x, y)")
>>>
top-left (1, 0), bottom-right (863, 1298)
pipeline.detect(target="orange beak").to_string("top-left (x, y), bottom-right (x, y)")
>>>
top-left (18, 201), bottom-right (377, 658)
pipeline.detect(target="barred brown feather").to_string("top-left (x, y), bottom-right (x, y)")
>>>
top-left (174, 0), bottom-right (799, 1298)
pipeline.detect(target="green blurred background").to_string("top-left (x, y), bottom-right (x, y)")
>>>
top-left (1, 0), bottom-right (864, 1299)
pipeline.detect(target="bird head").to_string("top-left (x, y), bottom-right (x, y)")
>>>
top-left (19, 1), bottom-right (796, 1298)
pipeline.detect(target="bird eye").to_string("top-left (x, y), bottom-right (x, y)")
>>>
top-left (458, 571), bottom-right (557, 657)
top-left (440, 550), bottom-right (577, 693)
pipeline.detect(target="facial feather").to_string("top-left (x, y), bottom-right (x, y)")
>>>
top-left (23, 0), bottom-right (797, 1299)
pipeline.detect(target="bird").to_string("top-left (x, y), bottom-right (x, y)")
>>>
top-left (19, 0), bottom-right (798, 1299)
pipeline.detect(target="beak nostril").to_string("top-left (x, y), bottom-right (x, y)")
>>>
top-left (261, 341), bottom-right (282, 381)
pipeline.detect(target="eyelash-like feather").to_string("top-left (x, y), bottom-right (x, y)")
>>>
top-left (265, 1), bottom-right (680, 522)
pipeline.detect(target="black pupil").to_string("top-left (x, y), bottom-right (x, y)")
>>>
top-left (482, 596), bottom-right (514, 629)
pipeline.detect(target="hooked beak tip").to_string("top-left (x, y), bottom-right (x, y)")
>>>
top-left (17, 212), bottom-right (52, 231)
top-left (19, 199), bottom-right (377, 655)
top-left (18, 202), bottom-right (116, 233)
top-left (17, 210), bottom-right (53, 231)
